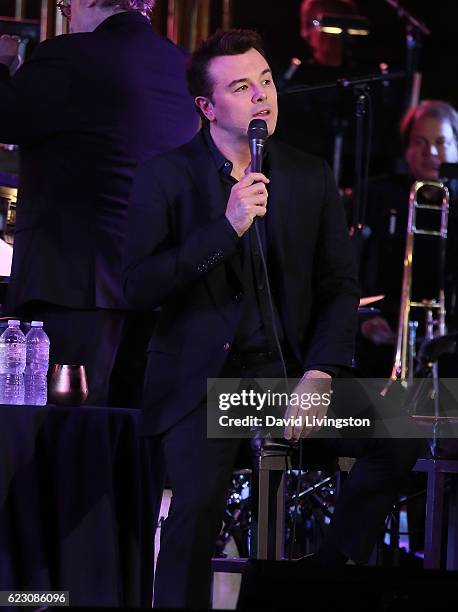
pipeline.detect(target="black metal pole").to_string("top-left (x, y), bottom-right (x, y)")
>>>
top-left (352, 87), bottom-right (368, 237)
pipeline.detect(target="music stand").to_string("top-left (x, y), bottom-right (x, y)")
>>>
top-left (281, 71), bottom-right (404, 243)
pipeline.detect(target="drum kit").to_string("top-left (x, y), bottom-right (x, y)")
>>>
top-left (215, 267), bottom-right (457, 558)
top-left (215, 467), bottom-right (340, 561)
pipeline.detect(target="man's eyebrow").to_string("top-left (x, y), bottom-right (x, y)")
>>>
top-left (227, 68), bottom-right (272, 89)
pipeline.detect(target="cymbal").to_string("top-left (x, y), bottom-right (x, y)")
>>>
top-left (358, 307), bottom-right (381, 320)
top-left (359, 294), bottom-right (384, 307)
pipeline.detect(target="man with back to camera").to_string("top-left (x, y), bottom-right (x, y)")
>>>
top-left (0, 0), bottom-right (198, 405)
top-left (123, 29), bottom-right (420, 609)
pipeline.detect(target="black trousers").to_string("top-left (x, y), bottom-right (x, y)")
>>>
top-left (18, 303), bottom-right (125, 406)
top-left (151, 358), bottom-right (421, 610)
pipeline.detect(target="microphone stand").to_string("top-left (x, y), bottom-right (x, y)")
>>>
top-left (384, 0), bottom-right (431, 109)
top-left (352, 85), bottom-right (369, 239)
top-left (280, 71), bottom-right (405, 247)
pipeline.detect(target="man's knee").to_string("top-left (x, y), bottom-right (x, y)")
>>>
top-left (372, 438), bottom-right (422, 479)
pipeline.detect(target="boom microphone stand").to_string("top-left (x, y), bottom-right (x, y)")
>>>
top-left (384, 0), bottom-right (431, 108)
top-left (280, 71), bottom-right (404, 245)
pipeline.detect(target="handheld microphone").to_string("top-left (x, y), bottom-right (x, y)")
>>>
top-left (247, 118), bottom-right (268, 173)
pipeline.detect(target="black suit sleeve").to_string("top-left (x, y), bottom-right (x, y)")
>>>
top-left (123, 158), bottom-right (239, 310)
top-left (0, 39), bottom-right (72, 144)
top-left (303, 161), bottom-right (360, 370)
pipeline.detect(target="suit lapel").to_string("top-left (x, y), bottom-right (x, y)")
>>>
top-left (186, 134), bottom-right (243, 310)
top-left (186, 132), bottom-right (226, 220)
top-left (266, 141), bottom-right (303, 363)
top-left (266, 141), bottom-right (290, 276)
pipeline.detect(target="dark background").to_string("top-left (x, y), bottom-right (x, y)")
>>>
top-left (1, 0), bottom-right (457, 183)
top-left (227, 0), bottom-right (458, 108)
top-left (212, 0), bottom-right (458, 185)
top-left (2, 0), bottom-right (457, 106)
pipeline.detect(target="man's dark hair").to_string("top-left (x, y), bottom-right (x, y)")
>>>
top-left (186, 29), bottom-right (265, 115)
top-left (400, 99), bottom-right (458, 149)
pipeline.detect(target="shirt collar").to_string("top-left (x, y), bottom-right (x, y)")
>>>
top-left (94, 10), bottom-right (149, 32)
top-left (202, 126), bottom-right (270, 178)
top-left (202, 126), bottom-right (233, 177)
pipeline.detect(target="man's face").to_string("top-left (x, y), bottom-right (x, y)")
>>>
top-left (306, 22), bottom-right (343, 66)
top-left (200, 48), bottom-right (278, 140)
top-left (300, 1), bottom-right (345, 66)
top-left (406, 116), bottom-right (458, 180)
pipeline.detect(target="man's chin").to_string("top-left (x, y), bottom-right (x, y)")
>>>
top-left (268, 122), bottom-right (277, 137)
top-left (418, 169), bottom-right (440, 182)
top-left (258, 118), bottom-right (276, 138)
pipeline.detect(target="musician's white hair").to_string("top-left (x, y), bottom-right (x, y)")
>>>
top-left (96, 1), bottom-right (156, 18)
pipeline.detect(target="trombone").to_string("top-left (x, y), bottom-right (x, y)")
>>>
top-left (382, 180), bottom-right (450, 395)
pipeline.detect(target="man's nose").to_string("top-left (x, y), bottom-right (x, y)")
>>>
top-left (428, 143), bottom-right (439, 156)
top-left (252, 88), bottom-right (267, 103)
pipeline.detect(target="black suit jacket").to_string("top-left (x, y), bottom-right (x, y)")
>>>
top-left (0, 11), bottom-right (198, 312)
top-left (124, 131), bottom-right (360, 435)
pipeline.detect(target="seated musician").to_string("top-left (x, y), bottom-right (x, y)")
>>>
top-left (358, 99), bottom-right (458, 378)
top-left (274, 0), bottom-right (401, 186)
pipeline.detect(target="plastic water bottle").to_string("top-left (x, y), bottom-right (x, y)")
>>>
top-left (24, 321), bottom-right (50, 406)
top-left (0, 319), bottom-right (26, 405)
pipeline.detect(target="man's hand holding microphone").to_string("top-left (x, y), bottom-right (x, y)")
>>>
top-left (225, 118), bottom-right (270, 237)
top-left (225, 171), bottom-right (269, 236)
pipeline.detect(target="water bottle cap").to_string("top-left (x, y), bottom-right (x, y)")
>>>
top-left (7, 319), bottom-right (20, 326)
top-left (30, 321), bottom-right (44, 327)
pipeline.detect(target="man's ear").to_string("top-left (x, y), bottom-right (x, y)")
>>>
top-left (195, 96), bottom-right (216, 122)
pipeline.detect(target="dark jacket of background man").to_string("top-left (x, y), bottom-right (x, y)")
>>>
top-left (0, 10), bottom-right (198, 403)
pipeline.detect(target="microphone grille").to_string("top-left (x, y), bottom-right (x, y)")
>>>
top-left (247, 118), bottom-right (268, 140)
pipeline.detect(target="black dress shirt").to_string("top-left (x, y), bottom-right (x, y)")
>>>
top-left (203, 127), bottom-right (285, 354)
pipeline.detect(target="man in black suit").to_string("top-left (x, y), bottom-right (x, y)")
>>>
top-left (0, 0), bottom-right (198, 404)
top-left (124, 30), bottom-right (419, 610)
